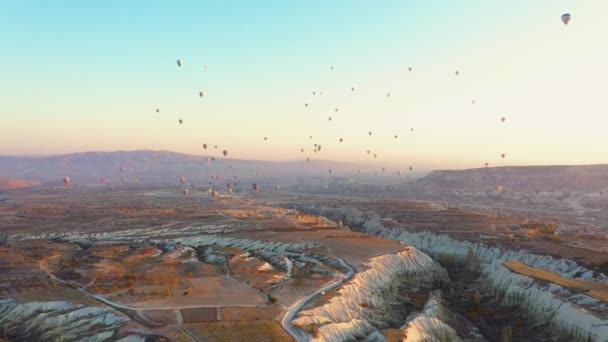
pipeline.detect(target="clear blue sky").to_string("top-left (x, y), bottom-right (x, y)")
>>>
top-left (1, 1), bottom-right (605, 169)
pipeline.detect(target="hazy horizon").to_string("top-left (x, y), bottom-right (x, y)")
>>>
top-left (2, 1), bottom-right (607, 170)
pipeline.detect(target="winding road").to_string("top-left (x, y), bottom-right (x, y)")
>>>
top-left (280, 257), bottom-right (356, 342)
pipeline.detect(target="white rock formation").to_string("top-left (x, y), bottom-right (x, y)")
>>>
top-left (293, 248), bottom-right (448, 342)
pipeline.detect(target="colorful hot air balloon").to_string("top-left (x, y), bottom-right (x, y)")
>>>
top-left (334, 108), bottom-right (338, 112)
top-left (501, 153), bottom-right (506, 158)
top-left (264, 137), bottom-right (268, 141)
top-left (156, 108), bottom-right (160, 113)
top-left (367, 150), bottom-right (370, 154)
top-left (180, 176), bottom-right (186, 184)
top-left (305, 103), bottom-right (308, 107)
top-left (252, 183), bottom-right (260, 192)
top-left (339, 138), bottom-right (343, 143)
top-left (455, 71), bottom-right (459, 76)
top-left (183, 189), bottom-right (190, 196)
top-left (179, 119), bottom-right (183, 124)
top-left (199, 91), bottom-right (204, 98)
top-left (409, 166), bottom-right (413, 171)
top-left (306, 158), bottom-right (310, 163)
top-left (394, 135), bottom-right (398, 139)
top-left (408, 67), bottom-right (412, 72)
top-left (497, 185), bottom-right (504, 192)
top-left (177, 59), bottom-right (184, 67)
top-left (223, 150), bottom-right (228, 157)
top-left (369, 132), bottom-right (372, 136)
top-left (351, 87), bottom-right (355, 92)
top-left (214, 145), bottom-right (218, 149)
top-left (328, 117), bottom-right (332, 121)
top-left (328, 169), bottom-right (332, 174)
top-left (300, 148), bottom-right (304, 152)
top-left (203, 144), bottom-right (208, 150)
top-left (382, 167), bottom-right (385, 172)
top-left (63, 177), bottom-right (70, 187)
top-left (317, 145), bottom-right (322, 151)
top-left (561, 13), bottom-right (571, 25)
top-left (501, 117), bottom-right (506, 122)
top-left (484, 162), bottom-right (489, 167)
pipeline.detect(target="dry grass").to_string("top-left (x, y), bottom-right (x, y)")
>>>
top-left (16, 286), bottom-right (100, 306)
top-left (219, 307), bottom-right (282, 322)
top-left (188, 321), bottom-right (293, 342)
top-left (504, 260), bottom-right (608, 301)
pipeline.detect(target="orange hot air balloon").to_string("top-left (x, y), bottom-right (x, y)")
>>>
top-left (63, 177), bottom-right (70, 188)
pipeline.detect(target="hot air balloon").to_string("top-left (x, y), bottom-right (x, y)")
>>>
top-left (183, 189), bottom-right (190, 196)
top-left (368, 132), bottom-right (372, 136)
top-left (199, 91), bottom-right (204, 98)
top-left (264, 137), bottom-right (268, 141)
top-left (204, 65), bottom-right (208, 70)
top-left (203, 144), bottom-right (208, 150)
top-left (275, 185), bottom-right (280, 190)
top-left (212, 190), bottom-right (219, 198)
top-left (382, 167), bottom-right (385, 172)
top-left (179, 119), bottom-right (183, 124)
top-left (330, 66), bottom-right (334, 70)
top-left (397, 170), bottom-right (401, 176)
top-left (314, 143), bottom-right (317, 147)
top-left (484, 162), bottom-right (489, 167)
top-left (317, 145), bottom-right (322, 151)
top-left (328, 169), bottom-right (332, 174)
top-left (410, 128), bottom-right (414, 132)
top-left (367, 150), bottom-right (370, 154)
top-left (100, 178), bottom-right (105, 183)
top-left (309, 136), bottom-right (312, 139)
top-left (351, 87), bottom-right (355, 92)
top-left (408, 67), bottom-right (412, 72)
top-left (339, 138), bottom-right (343, 143)
top-left (328, 117), bottom-right (332, 121)
top-left (501, 117), bottom-right (506, 123)
top-left (214, 145), bottom-right (218, 149)
top-left (211, 157), bottom-right (215, 161)
top-left (177, 59), bottom-right (184, 67)
top-left (501, 153), bottom-right (506, 158)
top-left (497, 185), bottom-right (504, 192)
top-left (313, 91), bottom-right (316, 95)
top-left (394, 135), bottom-right (398, 139)
top-left (387, 92), bottom-right (391, 98)
top-left (409, 166), bottom-right (413, 171)
top-left (320, 92), bottom-right (323, 95)
top-left (455, 71), bottom-right (459, 76)
top-left (305, 103), bottom-right (308, 107)
top-left (300, 148), bottom-right (304, 152)
top-left (120, 167), bottom-right (125, 173)
top-left (373, 154), bottom-right (377, 159)
top-left (472, 100), bottom-right (476, 104)
top-left (334, 108), bottom-right (338, 112)
top-left (180, 176), bottom-right (186, 184)
top-left (63, 177), bottom-right (70, 187)
top-left (561, 13), bottom-right (571, 25)
top-left (156, 108), bottom-right (160, 114)
top-left (252, 183), bottom-right (260, 192)
top-left (223, 150), bottom-right (228, 157)
top-left (306, 158), bottom-right (310, 163)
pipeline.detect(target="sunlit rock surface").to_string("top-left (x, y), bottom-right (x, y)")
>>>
top-left (293, 248), bottom-right (448, 341)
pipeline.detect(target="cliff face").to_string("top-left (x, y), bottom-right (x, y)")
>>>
top-left (292, 248), bottom-right (448, 342)
top-left (302, 205), bottom-right (608, 342)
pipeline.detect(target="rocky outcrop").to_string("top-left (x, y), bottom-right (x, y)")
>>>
top-left (293, 248), bottom-right (448, 342)
top-left (0, 298), bottom-right (128, 342)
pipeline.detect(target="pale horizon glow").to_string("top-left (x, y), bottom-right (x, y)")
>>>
top-left (1, 1), bottom-right (607, 170)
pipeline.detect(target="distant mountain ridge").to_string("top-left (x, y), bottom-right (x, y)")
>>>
top-left (0, 150), bottom-right (378, 185)
top-left (413, 165), bottom-right (608, 193)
